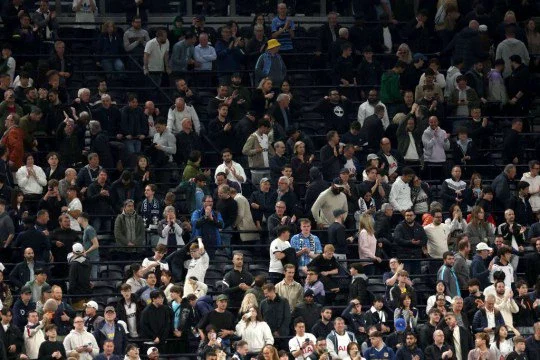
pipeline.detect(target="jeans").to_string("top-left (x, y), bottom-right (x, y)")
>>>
top-left (124, 139), bottom-right (141, 154)
top-left (91, 217), bottom-right (111, 233)
top-left (101, 58), bottom-right (125, 73)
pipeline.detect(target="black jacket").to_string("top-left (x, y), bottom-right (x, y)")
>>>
top-left (349, 275), bottom-right (370, 305)
top-left (0, 323), bottom-right (20, 360)
top-left (93, 105), bottom-right (121, 136)
top-left (491, 171), bottom-right (513, 212)
top-left (443, 325), bottom-right (473, 358)
top-left (120, 106), bottom-right (148, 137)
top-left (13, 228), bottom-right (50, 263)
top-left (361, 114), bottom-right (384, 151)
top-left (377, 150), bottom-right (404, 177)
top-left (140, 303), bottom-right (172, 341)
top-left (93, 321), bottom-right (128, 354)
top-left (115, 295), bottom-right (144, 332)
top-left (68, 255), bottom-right (92, 300)
top-left (320, 144), bottom-right (344, 181)
top-left (292, 302), bottom-right (322, 332)
top-left (393, 221), bottom-right (428, 259)
top-left (9, 261), bottom-right (46, 289)
top-left (260, 294), bottom-right (291, 336)
top-left (85, 181), bottom-right (114, 215)
top-left (90, 132), bottom-right (115, 169)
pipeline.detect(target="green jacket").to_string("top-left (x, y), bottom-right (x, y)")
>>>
top-left (380, 70), bottom-right (402, 104)
top-left (182, 160), bottom-right (204, 181)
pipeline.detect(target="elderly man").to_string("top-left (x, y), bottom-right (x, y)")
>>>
top-left (276, 176), bottom-right (298, 217)
top-left (270, 93), bottom-right (293, 130)
top-left (167, 97), bottom-right (200, 135)
top-left (59, 168), bottom-right (76, 200)
top-left (267, 200), bottom-right (297, 239)
top-left (93, 94), bottom-right (121, 137)
top-left (311, 178), bottom-right (348, 230)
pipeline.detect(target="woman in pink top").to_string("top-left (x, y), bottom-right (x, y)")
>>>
top-left (358, 213), bottom-right (381, 274)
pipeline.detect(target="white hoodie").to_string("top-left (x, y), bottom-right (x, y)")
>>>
top-left (63, 329), bottom-right (99, 360)
top-left (521, 171), bottom-right (540, 212)
top-left (24, 320), bottom-right (45, 359)
top-left (167, 105), bottom-right (200, 134)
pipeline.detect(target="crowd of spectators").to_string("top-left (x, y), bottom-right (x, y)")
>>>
top-left (0, 0), bottom-right (539, 359)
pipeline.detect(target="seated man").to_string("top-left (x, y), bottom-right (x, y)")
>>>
top-left (308, 244), bottom-right (341, 302)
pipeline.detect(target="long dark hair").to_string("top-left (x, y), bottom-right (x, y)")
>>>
top-left (494, 324), bottom-right (508, 349)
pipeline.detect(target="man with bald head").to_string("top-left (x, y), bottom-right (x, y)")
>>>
top-left (424, 329), bottom-right (454, 359)
top-left (442, 19), bottom-right (487, 70)
top-left (167, 97), bottom-right (200, 135)
top-left (9, 248), bottom-right (46, 290)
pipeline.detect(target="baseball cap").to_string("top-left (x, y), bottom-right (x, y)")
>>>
top-left (413, 53), bottom-right (427, 63)
top-left (216, 294), bottom-right (229, 302)
top-left (304, 289), bottom-right (315, 297)
top-left (332, 178), bottom-right (344, 188)
top-left (147, 347), bottom-right (158, 356)
top-left (21, 285), bottom-right (32, 294)
top-left (104, 306), bottom-right (116, 313)
top-left (41, 284), bottom-right (52, 293)
top-left (333, 209), bottom-right (346, 218)
top-left (339, 168), bottom-right (350, 174)
top-left (366, 153), bottom-right (379, 161)
top-left (395, 318), bottom-right (407, 332)
top-left (85, 301), bottom-right (99, 310)
top-left (476, 242), bottom-right (492, 251)
top-left (72, 243), bottom-right (84, 254)
top-left (260, 177), bottom-right (270, 185)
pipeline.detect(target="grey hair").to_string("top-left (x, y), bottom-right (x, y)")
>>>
top-left (276, 93), bottom-right (290, 102)
top-left (79, 111), bottom-right (91, 122)
top-left (163, 205), bottom-right (175, 217)
top-left (101, 94), bottom-right (111, 101)
top-left (338, 27), bottom-right (348, 36)
top-left (77, 88), bottom-right (90, 98)
top-left (65, 168), bottom-right (76, 176)
top-left (88, 120), bottom-right (101, 135)
top-left (380, 203), bottom-right (393, 212)
top-left (504, 164), bottom-right (516, 174)
top-left (278, 176), bottom-right (289, 185)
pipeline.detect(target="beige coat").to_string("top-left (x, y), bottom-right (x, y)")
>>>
top-left (234, 193), bottom-right (260, 242)
top-left (242, 131), bottom-right (275, 168)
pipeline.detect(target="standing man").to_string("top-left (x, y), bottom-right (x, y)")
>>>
top-left (290, 219), bottom-right (322, 275)
top-left (222, 252), bottom-right (254, 308)
top-left (422, 116), bottom-right (450, 178)
top-left (393, 209), bottom-right (428, 274)
top-left (242, 119), bottom-right (274, 184)
top-left (311, 179), bottom-right (348, 230)
top-left (139, 290), bottom-right (171, 352)
top-left (326, 317), bottom-right (356, 360)
top-left (453, 237), bottom-right (471, 290)
top-left (271, 3), bottom-right (295, 56)
top-left (388, 167), bottom-right (415, 213)
top-left (77, 213), bottom-right (99, 280)
top-left (437, 251), bottom-right (461, 298)
top-left (144, 29), bottom-right (170, 87)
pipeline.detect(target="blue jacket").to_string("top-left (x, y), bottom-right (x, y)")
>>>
top-left (93, 321), bottom-right (128, 355)
top-left (472, 308), bottom-right (505, 333)
top-left (470, 254), bottom-right (490, 290)
top-left (214, 39), bottom-right (244, 74)
top-left (364, 344), bottom-right (396, 360)
top-left (190, 208), bottom-right (224, 249)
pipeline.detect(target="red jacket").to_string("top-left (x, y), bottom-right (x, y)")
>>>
top-left (1, 125), bottom-right (24, 169)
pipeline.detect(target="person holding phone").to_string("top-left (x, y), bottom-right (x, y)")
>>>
top-left (289, 318), bottom-right (317, 360)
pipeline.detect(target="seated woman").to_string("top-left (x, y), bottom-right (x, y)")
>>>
top-left (393, 294), bottom-right (418, 331)
top-left (425, 280), bottom-right (452, 313)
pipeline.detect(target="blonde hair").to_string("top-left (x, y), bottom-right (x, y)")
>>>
top-left (293, 141), bottom-right (305, 155)
top-left (238, 292), bottom-right (258, 314)
top-left (359, 213), bottom-right (375, 235)
top-left (393, 112), bottom-right (407, 125)
top-left (396, 43), bottom-right (412, 64)
top-left (101, 20), bottom-right (116, 33)
top-left (257, 77), bottom-right (272, 90)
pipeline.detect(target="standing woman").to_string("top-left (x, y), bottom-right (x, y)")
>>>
top-left (358, 213), bottom-right (381, 274)
top-left (290, 141), bottom-right (314, 199)
top-left (463, 172), bottom-right (483, 211)
top-left (251, 78), bottom-right (275, 118)
top-left (468, 332), bottom-right (497, 360)
top-left (465, 206), bottom-right (495, 251)
top-left (235, 307), bottom-right (274, 354)
top-left (490, 324), bottom-right (515, 359)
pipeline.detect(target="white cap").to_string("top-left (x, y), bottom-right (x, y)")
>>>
top-left (479, 24), bottom-right (488, 32)
top-left (147, 347), bottom-right (158, 356)
top-left (72, 243), bottom-right (84, 253)
top-left (84, 300), bottom-right (98, 310)
top-left (476, 242), bottom-right (492, 251)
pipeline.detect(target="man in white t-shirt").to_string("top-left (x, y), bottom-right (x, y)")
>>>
top-left (269, 226), bottom-right (292, 283)
top-left (144, 29), bottom-right (170, 86)
top-left (289, 317), bottom-right (317, 360)
top-left (326, 317), bottom-right (356, 360)
top-left (63, 185), bottom-right (82, 231)
top-left (183, 238), bottom-right (209, 295)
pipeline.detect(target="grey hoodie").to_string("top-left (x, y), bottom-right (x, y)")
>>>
top-left (495, 38), bottom-right (530, 78)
